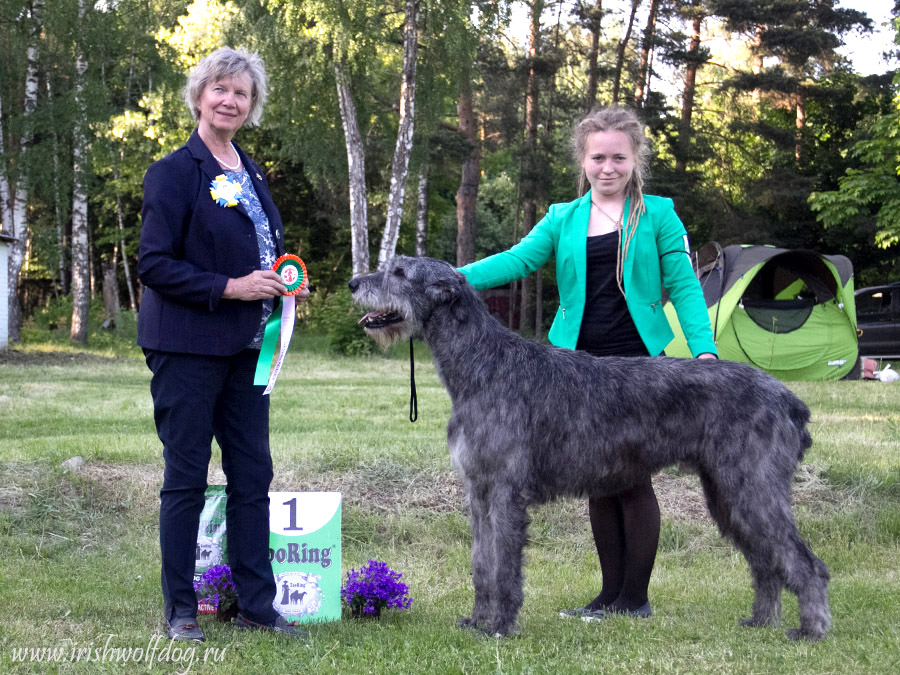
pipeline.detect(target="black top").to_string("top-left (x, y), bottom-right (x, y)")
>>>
top-left (576, 232), bottom-right (648, 357)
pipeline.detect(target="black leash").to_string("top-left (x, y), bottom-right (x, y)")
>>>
top-left (409, 338), bottom-right (418, 423)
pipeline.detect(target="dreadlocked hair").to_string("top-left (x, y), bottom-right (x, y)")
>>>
top-left (573, 105), bottom-right (650, 296)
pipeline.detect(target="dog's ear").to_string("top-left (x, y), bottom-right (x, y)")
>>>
top-left (426, 279), bottom-right (468, 322)
top-left (426, 278), bottom-right (458, 304)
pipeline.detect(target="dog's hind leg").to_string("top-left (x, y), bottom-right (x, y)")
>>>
top-left (739, 493), bottom-right (831, 640)
top-left (732, 483), bottom-right (830, 640)
top-left (459, 484), bottom-right (495, 631)
top-left (697, 470), bottom-right (783, 628)
top-left (740, 554), bottom-right (783, 629)
top-left (485, 481), bottom-right (530, 637)
top-left (699, 469), bottom-right (830, 640)
top-left (781, 530), bottom-right (831, 642)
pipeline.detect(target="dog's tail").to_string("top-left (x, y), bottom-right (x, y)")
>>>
top-left (790, 397), bottom-right (814, 462)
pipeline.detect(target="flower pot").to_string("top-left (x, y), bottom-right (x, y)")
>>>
top-left (216, 603), bottom-right (239, 623)
top-left (350, 604), bottom-right (382, 619)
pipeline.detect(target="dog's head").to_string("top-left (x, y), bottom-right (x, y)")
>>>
top-left (348, 256), bottom-right (469, 348)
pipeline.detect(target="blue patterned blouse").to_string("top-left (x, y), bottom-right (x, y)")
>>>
top-left (224, 168), bottom-right (277, 349)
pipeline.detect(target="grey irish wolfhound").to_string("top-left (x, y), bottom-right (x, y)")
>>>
top-left (348, 255), bottom-right (831, 641)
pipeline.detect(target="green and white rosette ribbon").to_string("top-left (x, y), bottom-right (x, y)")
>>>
top-left (254, 255), bottom-right (307, 395)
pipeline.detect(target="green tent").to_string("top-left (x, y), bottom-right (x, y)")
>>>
top-left (664, 243), bottom-right (859, 380)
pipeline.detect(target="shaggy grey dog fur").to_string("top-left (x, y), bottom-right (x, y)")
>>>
top-left (348, 255), bottom-right (831, 641)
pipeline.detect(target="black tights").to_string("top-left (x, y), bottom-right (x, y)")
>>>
top-left (586, 477), bottom-right (660, 612)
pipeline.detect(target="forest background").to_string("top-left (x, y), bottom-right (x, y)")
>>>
top-left (2, 0), bottom-right (899, 348)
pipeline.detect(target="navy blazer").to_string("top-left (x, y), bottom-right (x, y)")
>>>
top-left (137, 130), bottom-right (285, 355)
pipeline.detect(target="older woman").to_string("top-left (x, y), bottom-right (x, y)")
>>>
top-left (138, 47), bottom-right (307, 641)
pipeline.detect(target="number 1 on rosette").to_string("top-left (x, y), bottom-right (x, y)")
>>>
top-left (254, 255), bottom-right (307, 395)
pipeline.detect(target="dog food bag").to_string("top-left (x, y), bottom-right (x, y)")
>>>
top-left (194, 485), bottom-right (229, 614)
top-left (268, 492), bottom-right (342, 624)
top-left (193, 488), bottom-right (343, 623)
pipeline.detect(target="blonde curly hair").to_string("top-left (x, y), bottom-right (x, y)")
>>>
top-left (573, 106), bottom-right (651, 295)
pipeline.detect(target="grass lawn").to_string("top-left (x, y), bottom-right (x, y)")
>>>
top-left (1, 335), bottom-right (899, 673)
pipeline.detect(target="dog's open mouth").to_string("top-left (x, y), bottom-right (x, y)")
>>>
top-left (358, 310), bottom-right (404, 329)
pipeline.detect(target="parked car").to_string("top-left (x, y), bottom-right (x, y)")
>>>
top-left (855, 282), bottom-right (900, 358)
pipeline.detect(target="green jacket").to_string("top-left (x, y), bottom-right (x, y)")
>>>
top-left (458, 191), bottom-right (717, 357)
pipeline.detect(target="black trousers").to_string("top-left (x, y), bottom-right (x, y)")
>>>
top-left (145, 348), bottom-right (278, 624)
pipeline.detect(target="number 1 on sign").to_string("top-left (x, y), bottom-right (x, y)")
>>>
top-left (283, 498), bottom-right (304, 531)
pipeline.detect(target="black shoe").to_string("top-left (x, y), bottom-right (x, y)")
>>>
top-left (560, 606), bottom-right (605, 620)
top-left (166, 617), bottom-right (205, 642)
top-left (623, 601), bottom-right (652, 618)
top-left (582, 601), bottom-right (652, 622)
top-left (234, 613), bottom-right (308, 638)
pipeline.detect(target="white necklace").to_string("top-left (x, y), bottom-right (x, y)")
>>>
top-left (591, 201), bottom-right (622, 226)
top-left (213, 142), bottom-right (241, 171)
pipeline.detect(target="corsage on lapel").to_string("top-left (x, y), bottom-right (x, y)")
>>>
top-left (210, 174), bottom-right (242, 207)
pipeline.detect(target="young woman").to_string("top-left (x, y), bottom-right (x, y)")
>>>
top-left (458, 105), bottom-right (716, 621)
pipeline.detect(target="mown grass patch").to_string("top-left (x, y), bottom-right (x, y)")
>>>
top-left (1, 337), bottom-right (899, 673)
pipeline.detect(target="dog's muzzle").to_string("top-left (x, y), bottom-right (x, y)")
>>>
top-left (357, 311), bottom-right (404, 329)
top-left (348, 277), bottom-right (407, 330)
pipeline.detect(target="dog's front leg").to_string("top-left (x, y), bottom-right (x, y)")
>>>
top-left (484, 482), bottom-right (528, 637)
top-left (459, 485), bottom-right (494, 631)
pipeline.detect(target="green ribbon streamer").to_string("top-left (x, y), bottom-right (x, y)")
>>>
top-left (254, 309), bottom-right (283, 386)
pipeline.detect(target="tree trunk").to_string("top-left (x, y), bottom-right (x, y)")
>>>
top-left (612, 0), bottom-right (641, 104)
top-left (114, 149), bottom-right (137, 310)
top-left (0, 96), bottom-right (10, 234)
top-left (534, 3), bottom-right (565, 341)
top-left (48, 79), bottom-right (68, 296)
top-left (795, 93), bottom-right (805, 165)
top-left (520, 0), bottom-right (544, 336)
top-left (508, 182), bottom-right (521, 330)
top-left (415, 163), bottom-right (428, 257)
top-left (634, 0), bottom-right (660, 109)
top-left (101, 254), bottom-right (120, 324)
top-left (378, 0), bottom-right (419, 269)
top-left (455, 83), bottom-right (479, 266)
top-left (751, 26), bottom-right (763, 106)
top-left (0, 94), bottom-right (15, 340)
top-left (676, 7), bottom-right (702, 174)
top-left (584, 1), bottom-right (603, 112)
top-left (334, 59), bottom-right (369, 277)
top-left (2, 4), bottom-right (40, 344)
top-left (70, 0), bottom-right (90, 344)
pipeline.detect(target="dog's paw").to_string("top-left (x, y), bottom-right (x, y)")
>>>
top-left (786, 627), bottom-right (826, 642)
top-left (457, 617), bottom-right (480, 630)
top-left (483, 621), bottom-right (521, 639)
top-left (739, 616), bottom-right (779, 628)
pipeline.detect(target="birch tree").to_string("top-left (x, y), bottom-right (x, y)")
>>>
top-left (333, 58), bottom-right (369, 277)
top-left (415, 163), bottom-right (428, 257)
top-left (377, 0), bottom-right (419, 269)
top-left (0, 94), bottom-right (10, 245)
top-left (70, 0), bottom-right (90, 344)
top-left (1, 0), bottom-right (41, 343)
